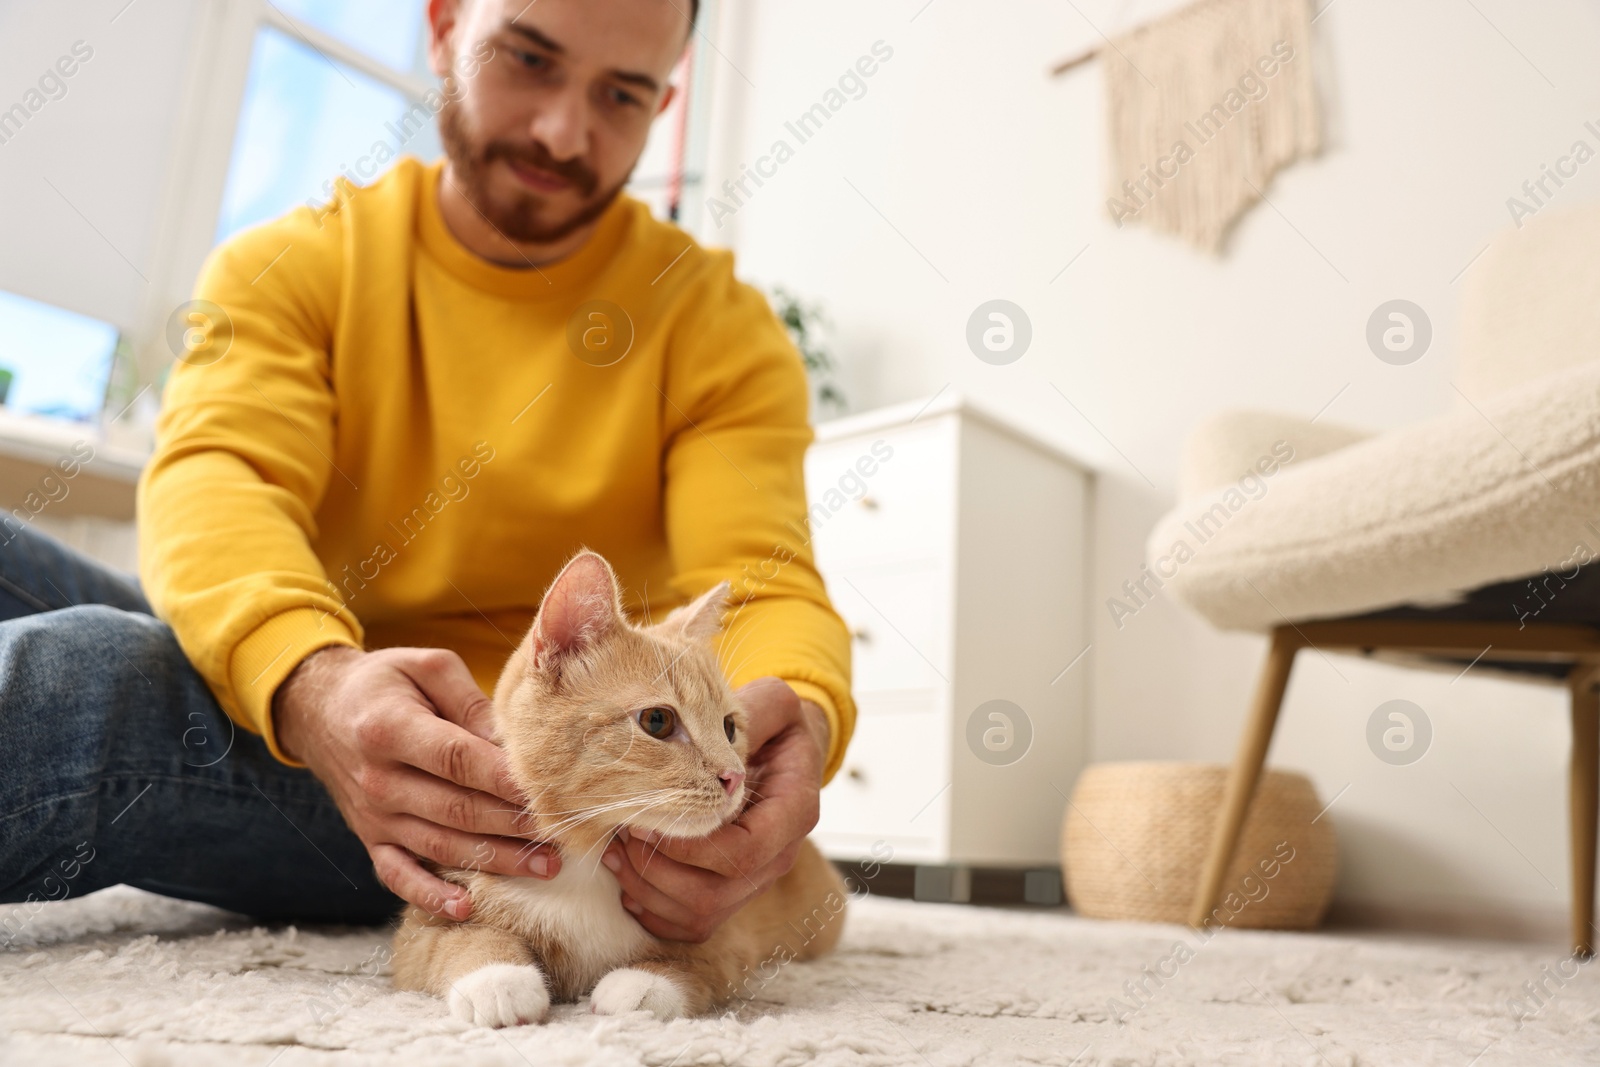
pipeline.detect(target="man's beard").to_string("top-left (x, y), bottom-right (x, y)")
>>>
top-left (437, 96), bottom-right (628, 245)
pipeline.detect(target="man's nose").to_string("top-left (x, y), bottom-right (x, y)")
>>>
top-left (528, 91), bottom-right (588, 162)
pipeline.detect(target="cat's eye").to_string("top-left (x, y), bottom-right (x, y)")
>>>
top-left (723, 716), bottom-right (736, 743)
top-left (638, 706), bottom-right (676, 739)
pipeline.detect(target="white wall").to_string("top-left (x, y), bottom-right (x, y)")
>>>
top-left (0, 0), bottom-right (205, 333)
top-left (701, 0), bottom-right (1600, 928)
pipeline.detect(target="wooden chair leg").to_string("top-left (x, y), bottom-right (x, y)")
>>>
top-left (1570, 669), bottom-right (1599, 958)
top-left (1189, 627), bottom-right (1300, 928)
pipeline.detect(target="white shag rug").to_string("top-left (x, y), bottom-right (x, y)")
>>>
top-left (2, 885), bottom-right (1598, 1067)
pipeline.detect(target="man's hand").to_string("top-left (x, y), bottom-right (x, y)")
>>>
top-left (273, 645), bottom-right (560, 921)
top-left (600, 676), bottom-right (830, 942)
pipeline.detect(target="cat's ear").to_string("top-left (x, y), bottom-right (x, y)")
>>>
top-left (662, 580), bottom-right (731, 642)
top-left (527, 551), bottom-right (622, 667)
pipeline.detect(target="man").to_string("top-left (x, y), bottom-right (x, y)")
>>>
top-left (0, 0), bottom-right (853, 947)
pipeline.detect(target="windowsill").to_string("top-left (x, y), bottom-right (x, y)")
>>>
top-left (0, 407), bottom-right (147, 482)
top-left (0, 407), bottom-right (147, 521)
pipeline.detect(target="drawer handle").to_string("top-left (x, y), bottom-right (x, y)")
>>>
top-left (850, 627), bottom-right (872, 644)
top-left (858, 495), bottom-right (880, 511)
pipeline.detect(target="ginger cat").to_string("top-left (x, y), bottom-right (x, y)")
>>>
top-left (391, 550), bottom-right (847, 1026)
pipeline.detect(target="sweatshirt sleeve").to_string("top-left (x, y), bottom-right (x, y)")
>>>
top-left (137, 212), bottom-right (363, 768)
top-left (660, 255), bottom-right (856, 783)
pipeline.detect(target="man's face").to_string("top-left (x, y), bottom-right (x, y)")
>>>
top-left (429, 0), bottom-right (689, 244)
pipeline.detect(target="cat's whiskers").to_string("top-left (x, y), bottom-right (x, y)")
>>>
top-left (572, 803), bottom-right (671, 870)
top-left (512, 807), bottom-right (655, 866)
top-left (554, 787), bottom-right (677, 800)
top-left (650, 634), bottom-right (690, 691)
top-left (647, 634), bottom-right (670, 680)
top-left (638, 808), bottom-right (698, 876)
top-left (515, 788), bottom-right (705, 851)
top-left (514, 800), bottom-right (667, 849)
top-left (714, 600), bottom-right (752, 661)
top-left (717, 625), bottom-right (757, 680)
top-left (723, 647), bottom-right (769, 690)
top-left (549, 795), bottom-right (672, 871)
top-left (571, 790), bottom-right (703, 871)
top-left (517, 785), bottom-right (688, 815)
top-left (501, 791), bottom-right (684, 871)
top-left (719, 631), bottom-right (771, 690)
top-left (522, 791), bottom-right (685, 832)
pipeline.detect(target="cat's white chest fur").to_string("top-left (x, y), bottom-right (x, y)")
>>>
top-left (472, 852), bottom-right (652, 992)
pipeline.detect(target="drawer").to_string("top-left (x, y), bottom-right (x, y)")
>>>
top-left (826, 561), bottom-right (950, 694)
top-left (805, 421), bottom-right (954, 569)
top-left (817, 711), bottom-right (948, 857)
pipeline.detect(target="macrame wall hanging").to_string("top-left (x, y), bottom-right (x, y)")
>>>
top-left (1052, 0), bottom-right (1322, 253)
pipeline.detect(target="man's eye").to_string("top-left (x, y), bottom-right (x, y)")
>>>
top-left (608, 87), bottom-right (641, 107)
top-left (638, 706), bottom-right (676, 739)
top-left (512, 49), bottom-right (546, 70)
top-left (723, 716), bottom-right (736, 743)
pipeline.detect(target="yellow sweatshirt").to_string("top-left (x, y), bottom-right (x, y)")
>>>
top-left (137, 157), bottom-right (854, 781)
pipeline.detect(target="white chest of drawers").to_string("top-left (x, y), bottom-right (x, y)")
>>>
top-left (804, 391), bottom-right (1092, 871)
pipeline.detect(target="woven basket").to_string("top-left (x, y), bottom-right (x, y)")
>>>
top-left (1061, 761), bottom-right (1337, 929)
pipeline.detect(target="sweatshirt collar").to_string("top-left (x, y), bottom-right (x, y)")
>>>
top-left (417, 158), bottom-right (633, 300)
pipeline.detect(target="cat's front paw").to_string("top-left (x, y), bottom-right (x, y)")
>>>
top-left (449, 963), bottom-right (550, 1028)
top-left (590, 967), bottom-right (687, 1020)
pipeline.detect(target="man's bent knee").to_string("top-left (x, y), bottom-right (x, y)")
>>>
top-left (0, 605), bottom-right (203, 756)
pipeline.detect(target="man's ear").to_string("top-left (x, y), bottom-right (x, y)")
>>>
top-left (526, 551), bottom-right (623, 669)
top-left (662, 580), bottom-right (730, 642)
top-left (426, 0), bottom-right (465, 80)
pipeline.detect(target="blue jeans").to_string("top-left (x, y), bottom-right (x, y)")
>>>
top-left (0, 521), bottom-right (400, 926)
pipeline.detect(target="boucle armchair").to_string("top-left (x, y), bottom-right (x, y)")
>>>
top-left (1149, 202), bottom-right (1600, 955)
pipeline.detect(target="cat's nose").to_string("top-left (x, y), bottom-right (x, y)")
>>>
top-left (719, 770), bottom-right (744, 797)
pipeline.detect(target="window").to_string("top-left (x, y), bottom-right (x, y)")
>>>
top-left (269, 0), bottom-right (427, 70)
top-left (0, 290), bottom-right (120, 424)
top-left (214, 4), bottom-right (438, 242)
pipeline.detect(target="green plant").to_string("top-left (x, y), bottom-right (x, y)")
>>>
top-left (769, 286), bottom-right (846, 415)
